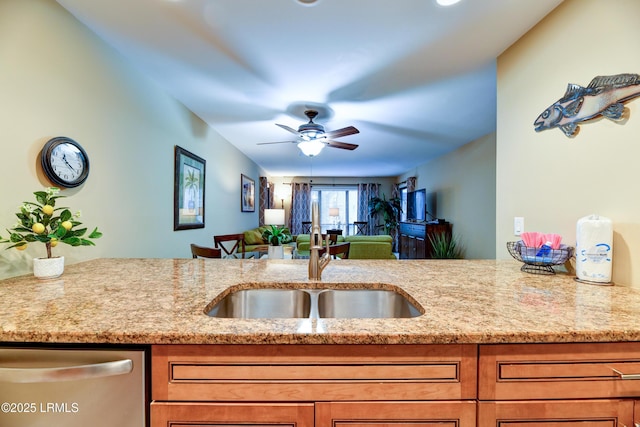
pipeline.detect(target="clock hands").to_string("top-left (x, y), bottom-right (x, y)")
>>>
top-left (62, 154), bottom-right (76, 173)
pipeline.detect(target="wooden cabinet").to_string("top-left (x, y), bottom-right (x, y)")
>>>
top-left (151, 344), bottom-right (477, 427)
top-left (151, 342), bottom-right (640, 427)
top-left (399, 222), bottom-right (451, 259)
top-left (478, 342), bottom-right (640, 427)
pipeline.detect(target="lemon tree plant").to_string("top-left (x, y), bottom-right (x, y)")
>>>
top-left (0, 187), bottom-right (102, 259)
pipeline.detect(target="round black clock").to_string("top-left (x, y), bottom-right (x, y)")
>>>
top-left (41, 137), bottom-right (90, 188)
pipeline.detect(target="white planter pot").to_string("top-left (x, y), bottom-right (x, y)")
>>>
top-left (267, 245), bottom-right (284, 259)
top-left (33, 256), bottom-right (65, 280)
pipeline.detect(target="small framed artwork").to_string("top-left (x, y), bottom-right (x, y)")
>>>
top-left (240, 174), bottom-right (255, 212)
top-left (174, 146), bottom-right (205, 230)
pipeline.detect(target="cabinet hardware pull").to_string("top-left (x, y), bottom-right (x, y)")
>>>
top-left (611, 368), bottom-right (640, 380)
top-left (0, 359), bottom-right (133, 383)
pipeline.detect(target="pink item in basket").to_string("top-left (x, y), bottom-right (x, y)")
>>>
top-left (521, 232), bottom-right (563, 249)
top-left (521, 232), bottom-right (544, 247)
top-left (544, 233), bottom-right (562, 249)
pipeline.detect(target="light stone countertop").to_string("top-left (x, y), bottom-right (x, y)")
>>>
top-left (1, 258), bottom-right (639, 345)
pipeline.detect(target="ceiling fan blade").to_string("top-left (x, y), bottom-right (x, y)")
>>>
top-left (326, 140), bottom-right (359, 150)
top-left (257, 140), bottom-right (297, 145)
top-left (325, 126), bottom-right (359, 139)
top-left (275, 123), bottom-right (300, 135)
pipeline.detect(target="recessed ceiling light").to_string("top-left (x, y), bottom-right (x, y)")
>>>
top-left (436, 0), bottom-right (462, 6)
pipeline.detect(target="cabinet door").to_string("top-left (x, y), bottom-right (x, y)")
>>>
top-left (151, 402), bottom-right (314, 427)
top-left (399, 234), bottom-right (412, 259)
top-left (478, 400), bottom-right (634, 427)
top-left (415, 236), bottom-right (426, 259)
top-left (316, 401), bottom-right (476, 427)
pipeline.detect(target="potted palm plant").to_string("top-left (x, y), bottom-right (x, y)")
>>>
top-left (368, 194), bottom-right (402, 235)
top-left (0, 187), bottom-right (102, 279)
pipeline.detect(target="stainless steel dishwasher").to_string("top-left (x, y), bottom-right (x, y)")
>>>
top-left (0, 346), bottom-right (146, 426)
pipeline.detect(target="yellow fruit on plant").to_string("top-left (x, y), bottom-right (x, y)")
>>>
top-left (32, 223), bottom-right (45, 234)
top-left (50, 238), bottom-right (58, 247)
top-left (61, 221), bottom-right (73, 231)
top-left (16, 243), bottom-right (27, 251)
top-left (42, 205), bottom-right (54, 216)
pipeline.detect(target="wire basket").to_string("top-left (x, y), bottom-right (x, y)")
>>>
top-left (507, 241), bottom-right (574, 275)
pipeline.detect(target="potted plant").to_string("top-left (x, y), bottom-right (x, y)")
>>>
top-left (428, 231), bottom-right (464, 259)
top-left (262, 225), bottom-right (287, 259)
top-left (0, 187), bottom-right (102, 279)
top-left (368, 194), bottom-right (402, 235)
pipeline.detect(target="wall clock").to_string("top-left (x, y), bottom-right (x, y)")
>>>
top-left (40, 136), bottom-right (90, 188)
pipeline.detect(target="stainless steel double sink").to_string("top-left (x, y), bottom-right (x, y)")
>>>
top-left (205, 286), bottom-right (423, 319)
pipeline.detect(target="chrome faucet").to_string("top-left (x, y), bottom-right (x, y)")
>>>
top-left (309, 201), bottom-right (331, 281)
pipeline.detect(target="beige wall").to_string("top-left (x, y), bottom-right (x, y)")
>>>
top-left (0, 0), bottom-right (262, 278)
top-left (497, 0), bottom-right (640, 286)
top-left (397, 133), bottom-right (497, 259)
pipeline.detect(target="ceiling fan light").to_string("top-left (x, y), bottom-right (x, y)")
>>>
top-left (301, 130), bottom-right (321, 140)
top-left (436, 0), bottom-right (462, 6)
top-left (297, 140), bottom-right (324, 157)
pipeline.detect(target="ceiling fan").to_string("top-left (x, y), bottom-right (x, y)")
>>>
top-left (258, 110), bottom-right (359, 157)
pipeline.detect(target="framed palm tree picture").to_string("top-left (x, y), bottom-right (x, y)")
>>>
top-left (174, 145), bottom-right (205, 230)
top-left (241, 174), bottom-right (255, 212)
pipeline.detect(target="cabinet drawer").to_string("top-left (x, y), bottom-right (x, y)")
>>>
top-left (479, 342), bottom-right (640, 400)
top-left (153, 344), bottom-right (477, 401)
top-left (400, 223), bottom-right (425, 237)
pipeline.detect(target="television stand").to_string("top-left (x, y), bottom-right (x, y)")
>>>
top-left (399, 221), bottom-right (452, 259)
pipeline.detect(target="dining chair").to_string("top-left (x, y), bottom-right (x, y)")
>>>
top-left (316, 234), bottom-right (338, 245)
top-left (213, 233), bottom-right (246, 258)
top-left (354, 221), bottom-right (369, 235)
top-left (190, 244), bottom-right (222, 259)
top-left (301, 221), bottom-right (312, 234)
top-left (319, 242), bottom-right (350, 259)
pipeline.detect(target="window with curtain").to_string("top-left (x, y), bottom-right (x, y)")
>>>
top-left (310, 186), bottom-right (358, 234)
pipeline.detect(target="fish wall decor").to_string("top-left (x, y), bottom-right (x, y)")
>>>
top-left (534, 73), bottom-right (640, 137)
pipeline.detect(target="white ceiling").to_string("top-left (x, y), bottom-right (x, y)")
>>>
top-left (56, 0), bottom-right (563, 177)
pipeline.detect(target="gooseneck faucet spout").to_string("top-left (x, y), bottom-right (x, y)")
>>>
top-left (309, 202), bottom-right (331, 281)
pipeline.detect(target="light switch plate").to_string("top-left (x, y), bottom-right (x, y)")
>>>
top-left (514, 217), bottom-right (524, 236)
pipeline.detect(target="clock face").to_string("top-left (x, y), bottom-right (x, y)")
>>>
top-left (41, 137), bottom-right (90, 188)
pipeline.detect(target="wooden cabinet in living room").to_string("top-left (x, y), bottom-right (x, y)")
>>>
top-left (399, 221), bottom-right (452, 259)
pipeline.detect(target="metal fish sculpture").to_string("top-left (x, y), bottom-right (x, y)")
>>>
top-left (534, 73), bottom-right (640, 137)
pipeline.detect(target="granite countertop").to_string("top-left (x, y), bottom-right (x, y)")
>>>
top-left (1, 258), bottom-right (640, 345)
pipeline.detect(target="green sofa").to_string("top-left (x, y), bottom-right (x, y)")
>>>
top-left (295, 234), bottom-right (397, 259)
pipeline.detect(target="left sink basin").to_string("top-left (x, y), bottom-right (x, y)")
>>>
top-left (205, 289), bottom-right (311, 318)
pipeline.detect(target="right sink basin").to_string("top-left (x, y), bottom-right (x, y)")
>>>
top-left (316, 289), bottom-right (422, 318)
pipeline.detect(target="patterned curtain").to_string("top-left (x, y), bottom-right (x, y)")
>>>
top-left (258, 177), bottom-right (273, 225)
top-left (406, 176), bottom-right (417, 193)
top-left (357, 183), bottom-right (380, 234)
top-left (290, 182), bottom-right (311, 235)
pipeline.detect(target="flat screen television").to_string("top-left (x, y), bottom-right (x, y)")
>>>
top-left (406, 189), bottom-right (426, 221)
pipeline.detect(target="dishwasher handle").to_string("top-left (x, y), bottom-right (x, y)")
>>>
top-left (0, 358), bottom-right (133, 383)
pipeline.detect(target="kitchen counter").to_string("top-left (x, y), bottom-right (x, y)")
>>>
top-left (1, 258), bottom-right (640, 345)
